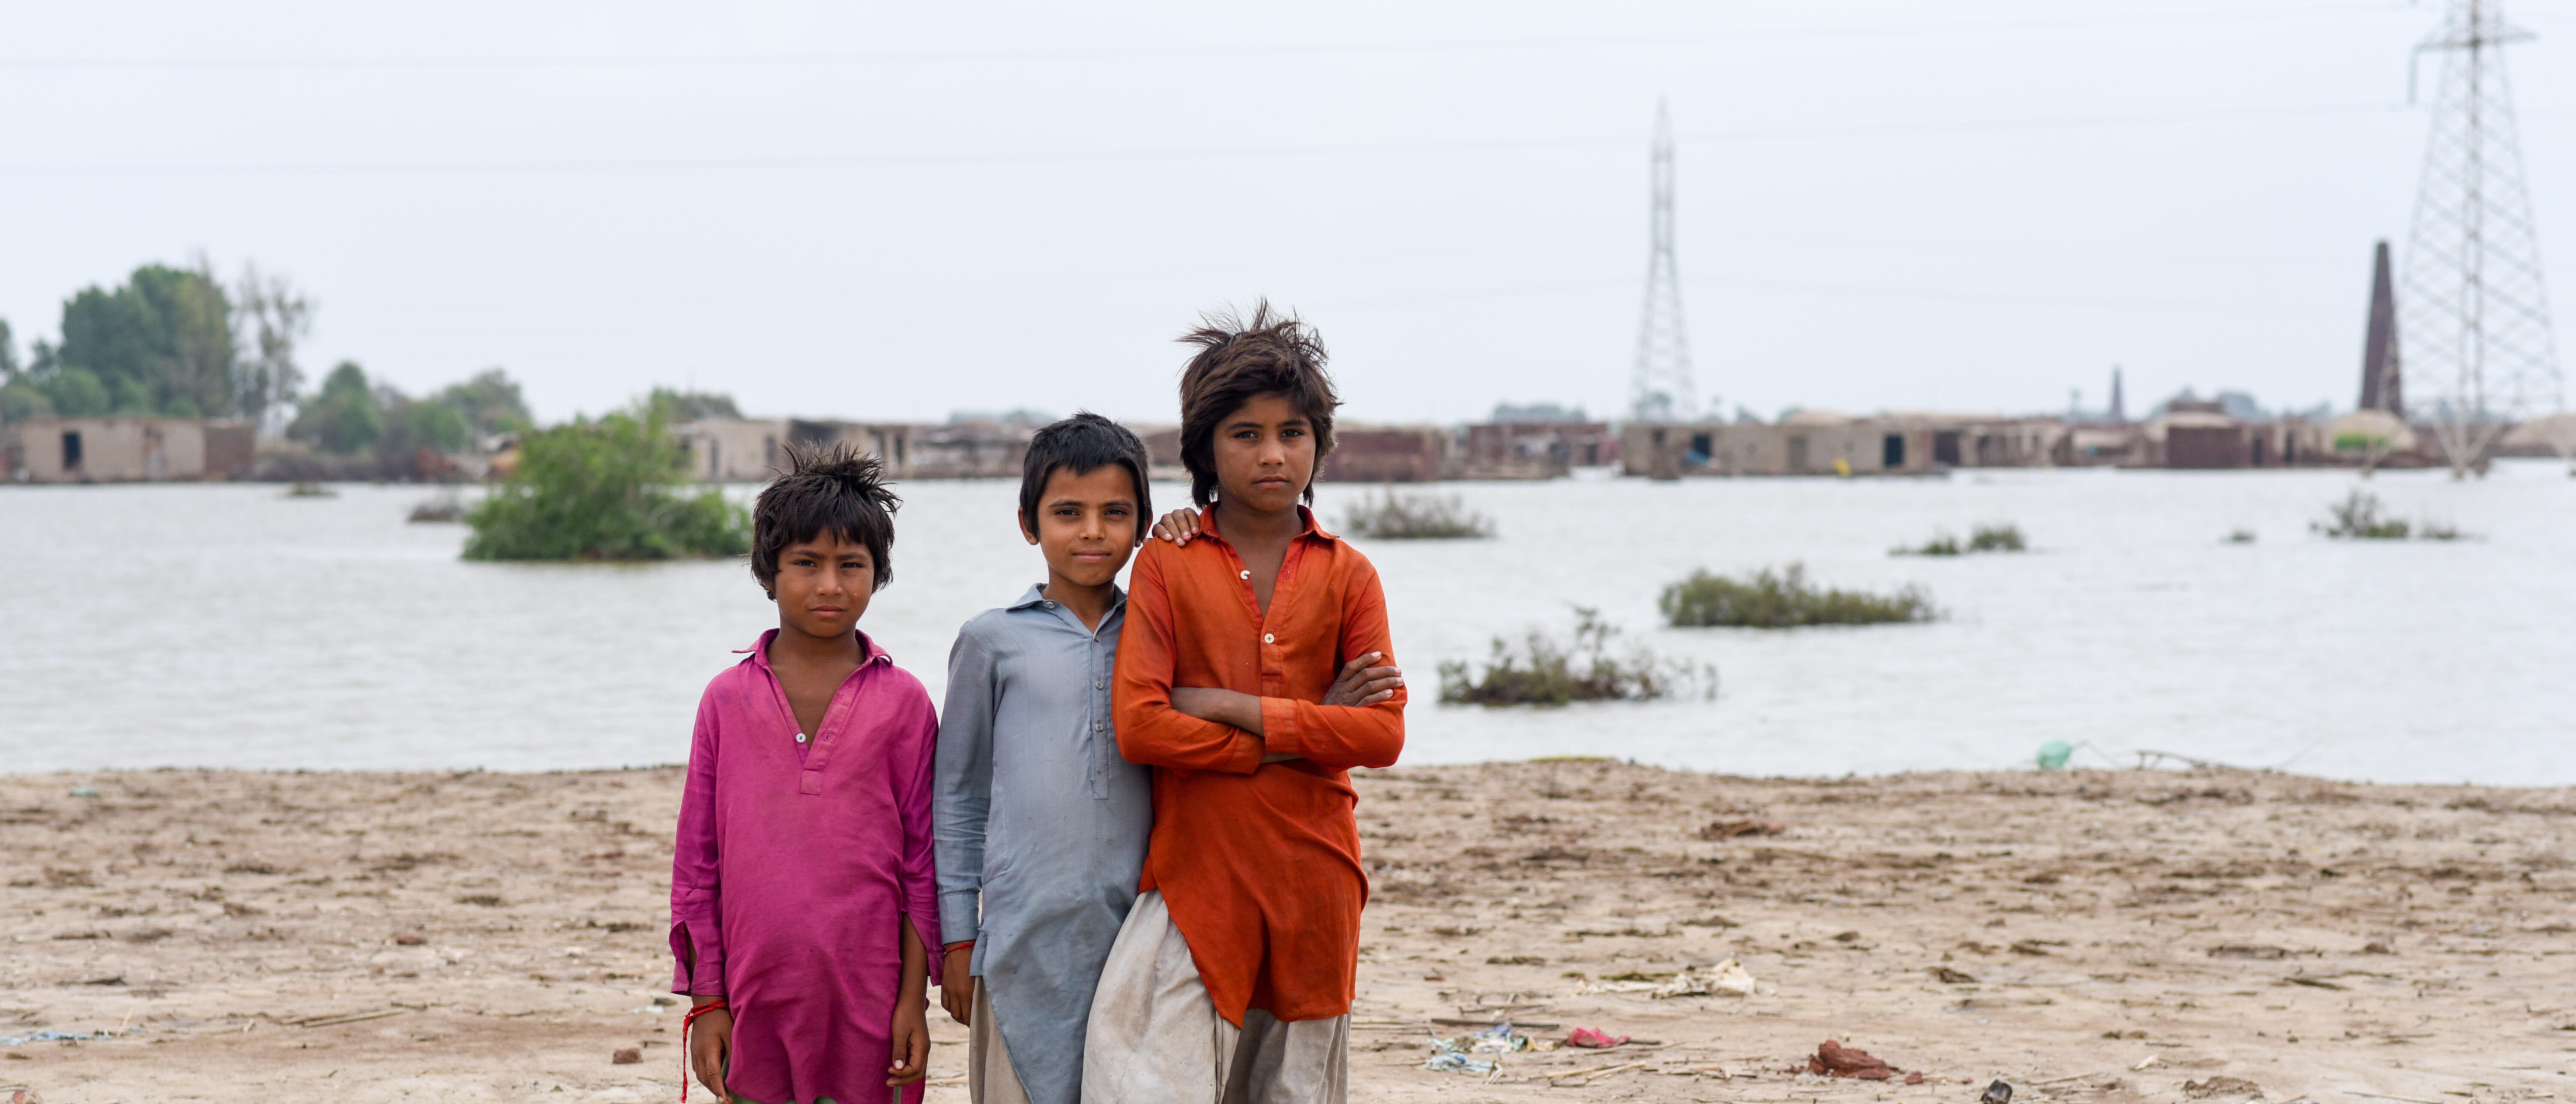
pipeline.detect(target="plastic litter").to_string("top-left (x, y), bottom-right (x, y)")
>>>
top-left (1422, 1052), bottom-right (1496, 1074)
top-left (1427, 1022), bottom-right (1532, 1055)
top-left (1659, 957), bottom-right (1757, 999)
top-left (1422, 1024), bottom-right (1526, 1074)
top-left (1565, 1027), bottom-right (1629, 1049)
top-left (1983, 1079), bottom-right (2015, 1104)
top-left (0, 1029), bottom-right (131, 1047)
top-left (2036, 741), bottom-right (2073, 770)
top-left (66, 787), bottom-right (99, 798)
top-left (1460, 1023), bottom-right (1529, 1053)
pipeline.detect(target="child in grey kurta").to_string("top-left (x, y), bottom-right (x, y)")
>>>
top-left (934, 415), bottom-right (1156, 1104)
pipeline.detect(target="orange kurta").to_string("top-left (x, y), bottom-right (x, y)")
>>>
top-left (1112, 507), bottom-right (1405, 1026)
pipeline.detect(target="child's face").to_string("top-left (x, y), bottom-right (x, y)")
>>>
top-left (1211, 392), bottom-right (1314, 515)
top-left (771, 533), bottom-right (875, 640)
top-left (1021, 464), bottom-right (1140, 588)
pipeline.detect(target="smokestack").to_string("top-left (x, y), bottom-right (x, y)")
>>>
top-left (2360, 240), bottom-right (2402, 417)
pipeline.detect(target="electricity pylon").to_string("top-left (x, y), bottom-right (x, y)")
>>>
top-left (1631, 99), bottom-right (1697, 423)
top-left (2400, 0), bottom-right (2561, 477)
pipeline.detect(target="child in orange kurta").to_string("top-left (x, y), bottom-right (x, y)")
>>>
top-left (1086, 304), bottom-right (1405, 1103)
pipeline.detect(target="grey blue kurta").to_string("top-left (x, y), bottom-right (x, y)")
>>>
top-left (934, 585), bottom-right (1153, 1104)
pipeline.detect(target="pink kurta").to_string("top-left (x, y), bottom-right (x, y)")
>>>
top-left (670, 629), bottom-right (945, 1104)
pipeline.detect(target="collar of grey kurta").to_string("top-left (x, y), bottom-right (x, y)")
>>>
top-left (1006, 583), bottom-right (1125, 633)
top-left (932, 585), bottom-right (1154, 1104)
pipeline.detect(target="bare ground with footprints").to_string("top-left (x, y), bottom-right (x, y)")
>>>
top-left (3, 761), bottom-right (2572, 1103)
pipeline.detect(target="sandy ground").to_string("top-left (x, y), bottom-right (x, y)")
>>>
top-left (3, 762), bottom-right (2572, 1104)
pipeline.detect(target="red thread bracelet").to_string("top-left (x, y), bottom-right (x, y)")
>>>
top-left (680, 999), bottom-right (728, 1104)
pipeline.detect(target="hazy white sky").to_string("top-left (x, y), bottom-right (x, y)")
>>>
top-left (6, 1), bottom-right (2573, 426)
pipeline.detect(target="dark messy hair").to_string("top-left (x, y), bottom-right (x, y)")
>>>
top-left (1176, 300), bottom-right (1339, 508)
top-left (751, 442), bottom-right (900, 597)
top-left (1019, 412), bottom-right (1154, 543)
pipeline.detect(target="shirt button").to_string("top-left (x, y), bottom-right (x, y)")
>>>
top-left (794, 732), bottom-right (809, 744)
top-left (1239, 570), bottom-right (1250, 580)
top-left (1263, 633), bottom-right (1276, 644)
top-left (1093, 721), bottom-right (1104, 731)
top-left (1095, 680), bottom-right (1105, 689)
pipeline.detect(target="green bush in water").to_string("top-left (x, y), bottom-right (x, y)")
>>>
top-left (1438, 607), bottom-right (1712, 706)
top-left (1966, 523), bottom-right (2026, 552)
top-left (2312, 489), bottom-right (2411, 540)
top-left (1659, 564), bottom-right (1934, 628)
top-left (1339, 487), bottom-right (1493, 540)
top-left (1897, 522), bottom-right (2024, 556)
top-left (463, 411), bottom-right (748, 561)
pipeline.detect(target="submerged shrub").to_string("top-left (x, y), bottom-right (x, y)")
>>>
top-left (1438, 607), bottom-right (1713, 706)
top-left (1966, 523), bottom-right (2027, 552)
top-left (1660, 564), bottom-right (1934, 628)
top-left (463, 411), bottom-right (749, 561)
top-left (2315, 490), bottom-right (2410, 539)
top-left (2312, 489), bottom-right (2466, 541)
top-left (1897, 523), bottom-right (2024, 556)
top-left (1340, 487), bottom-right (1494, 540)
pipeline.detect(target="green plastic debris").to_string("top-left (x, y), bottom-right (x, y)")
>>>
top-left (68, 786), bottom-right (101, 798)
top-left (2035, 741), bottom-right (2073, 771)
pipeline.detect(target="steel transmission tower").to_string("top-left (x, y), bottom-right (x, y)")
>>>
top-left (1631, 100), bottom-right (1697, 423)
top-left (2400, 0), bottom-right (2562, 477)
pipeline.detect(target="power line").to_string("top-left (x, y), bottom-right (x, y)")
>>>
top-left (0, 103), bottom-right (2400, 179)
top-left (0, 4), bottom-right (2402, 72)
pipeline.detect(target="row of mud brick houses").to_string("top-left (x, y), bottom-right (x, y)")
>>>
top-left (4, 403), bottom-right (2565, 484)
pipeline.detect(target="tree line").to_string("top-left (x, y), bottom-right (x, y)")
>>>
top-left (0, 260), bottom-right (535, 464)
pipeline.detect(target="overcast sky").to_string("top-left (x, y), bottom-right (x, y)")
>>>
top-left (7, 0), bottom-right (2573, 426)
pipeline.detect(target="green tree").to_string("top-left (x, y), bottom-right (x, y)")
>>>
top-left (435, 368), bottom-right (534, 438)
top-left (462, 409), bottom-right (747, 561)
top-left (0, 319), bottom-right (34, 423)
top-left (378, 391), bottom-right (472, 461)
top-left (289, 362), bottom-right (385, 454)
top-left (54, 263), bottom-right (237, 418)
top-left (44, 369), bottom-right (111, 417)
top-left (646, 387), bottom-right (743, 423)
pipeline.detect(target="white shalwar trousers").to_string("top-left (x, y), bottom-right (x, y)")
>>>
top-left (1080, 891), bottom-right (1348, 1104)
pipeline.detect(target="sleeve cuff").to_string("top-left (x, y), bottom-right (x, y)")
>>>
top-left (669, 913), bottom-right (725, 996)
top-left (1260, 696), bottom-right (1303, 759)
top-left (938, 891), bottom-right (981, 944)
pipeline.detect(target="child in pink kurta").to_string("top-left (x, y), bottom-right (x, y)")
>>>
top-left (670, 446), bottom-right (944, 1104)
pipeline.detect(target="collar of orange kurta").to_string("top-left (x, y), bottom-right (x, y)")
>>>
top-left (1194, 503), bottom-right (1340, 547)
top-left (736, 627), bottom-right (893, 668)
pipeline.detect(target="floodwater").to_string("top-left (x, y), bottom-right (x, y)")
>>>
top-left (3, 464), bottom-right (2571, 784)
